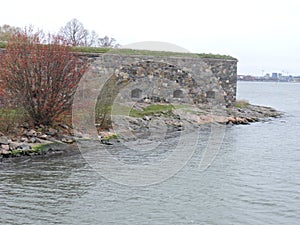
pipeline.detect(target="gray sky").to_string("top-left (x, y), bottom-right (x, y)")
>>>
top-left (1, 0), bottom-right (299, 76)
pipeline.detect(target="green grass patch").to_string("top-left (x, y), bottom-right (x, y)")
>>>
top-left (32, 144), bottom-right (47, 151)
top-left (111, 103), bottom-right (175, 117)
top-left (130, 104), bottom-right (174, 117)
top-left (72, 46), bottom-right (110, 53)
top-left (235, 100), bottom-right (250, 108)
top-left (11, 148), bottom-right (36, 155)
top-left (102, 134), bottom-right (118, 141)
top-left (10, 144), bottom-right (46, 156)
top-left (11, 150), bottom-right (23, 155)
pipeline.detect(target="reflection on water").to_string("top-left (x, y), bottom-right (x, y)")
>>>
top-left (0, 82), bottom-right (299, 224)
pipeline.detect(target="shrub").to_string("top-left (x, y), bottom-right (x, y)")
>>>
top-left (0, 28), bottom-right (88, 125)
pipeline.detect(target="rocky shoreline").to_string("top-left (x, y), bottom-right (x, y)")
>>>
top-left (0, 123), bottom-right (77, 160)
top-left (0, 103), bottom-right (283, 161)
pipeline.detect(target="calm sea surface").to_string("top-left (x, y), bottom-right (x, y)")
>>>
top-left (0, 81), bottom-right (299, 225)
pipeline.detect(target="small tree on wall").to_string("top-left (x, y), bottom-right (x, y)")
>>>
top-left (0, 28), bottom-right (88, 125)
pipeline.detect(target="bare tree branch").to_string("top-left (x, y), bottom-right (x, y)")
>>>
top-left (98, 35), bottom-right (120, 48)
top-left (59, 18), bottom-right (89, 46)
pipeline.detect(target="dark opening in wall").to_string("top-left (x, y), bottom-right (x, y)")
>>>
top-left (131, 88), bottom-right (142, 98)
top-left (206, 90), bottom-right (215, 99)
top-left (173, 89), bottom-right (184, 98)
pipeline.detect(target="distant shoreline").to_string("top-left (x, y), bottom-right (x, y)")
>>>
top-left (237, 75), bottom-right (300, 83)
top-left (238, 80), bottom-right (300, 83)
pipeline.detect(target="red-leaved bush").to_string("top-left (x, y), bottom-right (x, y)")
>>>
top-left (0, 28), bottom-right (89, 125)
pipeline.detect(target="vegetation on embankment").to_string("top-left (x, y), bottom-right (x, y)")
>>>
top-left (0, 41), bottom-right (237, 60)
top-left (74, 46), bottom-right (237, 60)
top-left (111, 104), bottom-right (175, 118)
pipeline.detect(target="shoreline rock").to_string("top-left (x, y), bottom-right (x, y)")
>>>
top-left (0, 103), bottom-right (283, 160)
top-left (0, 123), bottom-right (77, 160)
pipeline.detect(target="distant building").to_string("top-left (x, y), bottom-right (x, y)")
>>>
top-left (272, 73), bottom-right (278, 79)
top-left (264, 73), bottom-right (270, 79)
top-left (294, 76), bottom-right (300, 82)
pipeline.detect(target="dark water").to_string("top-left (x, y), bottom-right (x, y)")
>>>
top-left (1, 81), bottom-right (299, 225)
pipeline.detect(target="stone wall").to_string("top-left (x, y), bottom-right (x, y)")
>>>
top-left (83, 53), bottom-right (237, 107)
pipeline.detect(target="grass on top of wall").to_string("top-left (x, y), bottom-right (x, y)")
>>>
top-left (75, 47), bottom-right (236, 60)
top-left (0, 41), bottom-right (237, 60)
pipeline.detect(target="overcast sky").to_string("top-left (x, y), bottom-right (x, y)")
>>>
top-left (1, 0), bottom-right (300, 75)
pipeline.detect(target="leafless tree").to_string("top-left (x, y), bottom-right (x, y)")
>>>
top-left (59, 18), bottom-right (120, 48)
top-left (98, 35), bottom-right (120, 48)
top-left (59, 18), bottom-right (89, 46)
top-left (84, 30), bottom-right (99, 47)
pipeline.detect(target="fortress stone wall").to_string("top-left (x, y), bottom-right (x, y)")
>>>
top-left (84, 53), bottom-right (238, 107)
